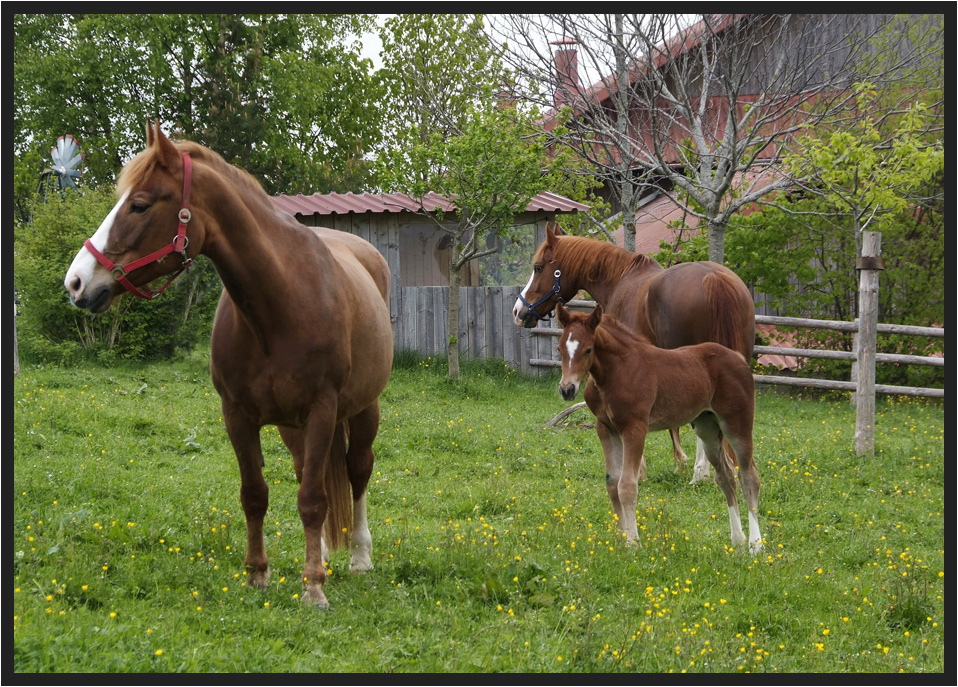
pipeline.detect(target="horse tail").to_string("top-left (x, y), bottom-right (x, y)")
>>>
top-left (323, 421), bottom-right (353, 552)
top-left (704, 271), bottom-right (755, 360)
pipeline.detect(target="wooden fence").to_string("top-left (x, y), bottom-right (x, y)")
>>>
top-left (525, 233), bottom-right (943, 456)
top-left (394, 289), bottom-right (945, 392)
top-left (395, 286), bottom-right (559, 377)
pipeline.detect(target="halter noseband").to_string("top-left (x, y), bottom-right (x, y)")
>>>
top-left (517, 268), bottom-right (567, 322)
top-left (84, 153), bottom-right (194, 300)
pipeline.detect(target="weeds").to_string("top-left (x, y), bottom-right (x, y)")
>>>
top-left (14, 354), bottom-right (945, 673)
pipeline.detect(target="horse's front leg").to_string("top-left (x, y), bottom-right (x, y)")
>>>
top-left (278, 425), bottom-right (331, 566)
top-left (223, 409), bottom-right (270, 589)
top-left (618, 422), bottom-right (649, 546)
top-left (297, 402), bottom-right (338, 610)
top-left (595, 418), bottom-right (625, 527)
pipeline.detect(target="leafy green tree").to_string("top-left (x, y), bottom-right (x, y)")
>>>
top-left (14, 13), bottom-right (382, 222)
top-left (15, 189), bottom-right (221, 364)
top-left (494, 14), bottom-right (943, 263)
top-left (377, 14), bottom-right (584, 378)
top-left (14, 13), bottom-right (383, 363)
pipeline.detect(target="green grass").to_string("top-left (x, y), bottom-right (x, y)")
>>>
top-left (14, 351), bottom-right (945, 673)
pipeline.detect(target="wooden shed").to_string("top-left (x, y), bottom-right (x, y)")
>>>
top-left (271, 191), bottom-right (589, 373)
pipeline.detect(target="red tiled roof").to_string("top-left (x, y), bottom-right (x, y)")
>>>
top-left (272, 191), bottom-right (589, 218)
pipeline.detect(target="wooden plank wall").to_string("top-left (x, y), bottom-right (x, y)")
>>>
top-left (398, 286), bottom-right (562, 377)
top-left (296, 213), bottom-right (563, 375)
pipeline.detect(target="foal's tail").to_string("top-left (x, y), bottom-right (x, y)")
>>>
top-left (324, 421), bottom-right (353, 552)
top-left (704, 270), bottom-right (755, 360)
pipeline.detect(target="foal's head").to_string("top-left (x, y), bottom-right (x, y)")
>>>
top-left (556, 303), bottom-right (604, 401)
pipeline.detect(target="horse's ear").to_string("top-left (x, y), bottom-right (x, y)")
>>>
top-left (147, 119), bottom-right (181, 171)
top-left (553, 223), bottom-right (566, 236)
top-left (586, 304), bottom-right (603, 330)
top-left (546, 223), bottom-right (559, 248)
top-left (556, 302), bottom-right (570, 327)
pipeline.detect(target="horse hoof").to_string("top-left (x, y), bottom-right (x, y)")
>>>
top-left (247, 569), bottom-right (270, 590)
top-left (350, 561), bottom-right (373, 575)
top-left (301, 588), bottom-right (330, 610)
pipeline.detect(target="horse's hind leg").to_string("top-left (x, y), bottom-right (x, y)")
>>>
top-left (691, 413), bottom-right (746, 549)
top-left (690, 437), bottom-right (712, 484)
top-left (723, 425), bottom-right (763, 554)
top-left (223, 409), bottom-right (271, 589)
top-left (668, 427), bottom-right (690, 473)
top-left (344, 402), bottom-right (381, 574)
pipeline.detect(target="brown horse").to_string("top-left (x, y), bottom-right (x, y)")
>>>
top-left (555, 304), bottom-right (763, 553)
top-left (514, 224), bottom-right (754, 484)
top-left (64, 121), bottom-right (393, 609)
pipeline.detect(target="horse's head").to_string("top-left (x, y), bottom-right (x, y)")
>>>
top-left (64, 120), bottom-right (203, 313)
top-left (512, 223), bottom-right (576, 328)
top-left (556, 303), bottom-right (603, 401)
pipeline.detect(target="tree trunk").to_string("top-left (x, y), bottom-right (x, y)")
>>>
top-left (447, 267), bottom-right (462, 379)
top-left (707, 218), bottom-right (727, 264)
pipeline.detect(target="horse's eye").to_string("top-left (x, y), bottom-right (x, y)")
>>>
top-left (130, 201), bottom-right (150, 214)
top-left (534, 265), bottom-right (543, 274)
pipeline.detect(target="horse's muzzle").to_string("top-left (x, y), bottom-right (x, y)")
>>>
top-left (518, 308), bottom-right (542, 329)
top-left (559, 382), bottom-right (579, 401)
top-left (69, 282), bottom-right (113, 314)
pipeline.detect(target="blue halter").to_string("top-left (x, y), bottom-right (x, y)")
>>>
top-left (517, 269), bottom-right (566, 321)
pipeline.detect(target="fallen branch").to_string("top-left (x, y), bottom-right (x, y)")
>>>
top-left (545, 401), bottom-right (590, 427)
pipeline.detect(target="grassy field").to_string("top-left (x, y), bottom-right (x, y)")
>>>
top-left (13, 351), bottom-right (945, 674)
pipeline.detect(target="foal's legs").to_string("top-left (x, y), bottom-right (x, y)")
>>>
top-left (223, 409), bottom-right (271, 589)
top-left (343, 402), bottom-right (380, 574)
top-left (616, 422), bottom-right (650, 545)
top-left (595, 419), bottom-right (626, 527)
top-left (668, 427), bottom-right (691, 473)
top-left (722, 424), bottom-right (763, 554)
top-left (691, 413), bottom-right (747, 549)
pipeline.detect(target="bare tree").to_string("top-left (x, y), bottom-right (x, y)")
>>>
top-left (490, 14), bottom-right (935, 263)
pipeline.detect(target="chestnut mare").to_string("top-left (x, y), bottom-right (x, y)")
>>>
top-left (64, 121), bottom-right (393, 609)
top-left (555, 304), bottom-right (763, 553)
top-left (514, 224), bottom-right (754, 484)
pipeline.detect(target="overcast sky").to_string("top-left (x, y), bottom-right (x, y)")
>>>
top-left (359, 15), bottom-right (390, 71)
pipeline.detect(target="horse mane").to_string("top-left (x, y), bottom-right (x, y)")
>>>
top-left (537, 235), bottom-right (662, 283)
top-left (117, 139), bottom-right (268, 202)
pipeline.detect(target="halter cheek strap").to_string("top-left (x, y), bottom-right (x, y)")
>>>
top-left (517, 268), bottom-right (566, 321)
top-left (84, 153), bottom-right (194, 300)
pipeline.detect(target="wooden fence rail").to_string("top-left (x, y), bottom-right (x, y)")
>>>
top-left (529, 309), bottom-right (944, 398)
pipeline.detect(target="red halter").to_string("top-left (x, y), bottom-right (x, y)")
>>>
top-left (84, 154), bottom-right (194, 300)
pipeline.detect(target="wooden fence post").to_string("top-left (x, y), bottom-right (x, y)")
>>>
top-left (855, 232), bottom-right (883, 456)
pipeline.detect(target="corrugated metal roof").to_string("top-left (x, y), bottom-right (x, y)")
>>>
top-left (272, 190), bottom-right (589, 218)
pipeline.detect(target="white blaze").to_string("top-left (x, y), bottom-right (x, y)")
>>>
top-left (565, 335), bottom-right (580, 362)
top-left (512, 271), bottom-right (535, 322)
top-left (64, 192), bottom-right (128, 290)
